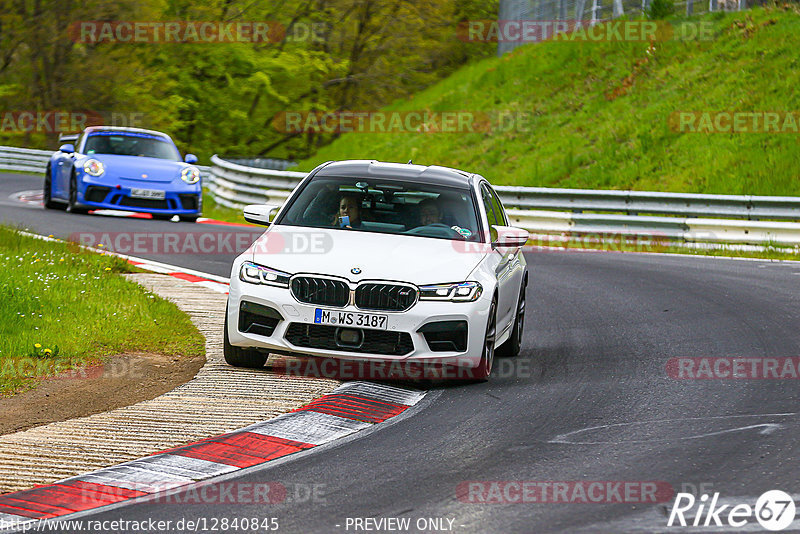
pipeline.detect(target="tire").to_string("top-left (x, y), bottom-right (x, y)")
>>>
top-left (43, 165), bottom-right (65, 210)
top-left (151, 214), bottom-right (174, 221)
top-left (180, 215), bottom-right (200, 223)
top-left (66, 173), bottom-right (88, 214)
top-left (497, 275), bottom-right (527, 358)
top-left (223, 308), bottom-right (268, 369)
top-left (474, 298), bottom-right (497, 381)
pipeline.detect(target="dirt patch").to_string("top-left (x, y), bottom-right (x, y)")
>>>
top-left (0, 351), bottom-right (205, 435)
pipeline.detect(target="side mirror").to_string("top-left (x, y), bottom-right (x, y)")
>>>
top-left (59, 144), bottom-right (75, 153)
top-left (184, 153), bottom-right (198, 164)
top-left (243, 204), bottom-right (281, 226)
top-left (491, 225), bottom-right (529, 247)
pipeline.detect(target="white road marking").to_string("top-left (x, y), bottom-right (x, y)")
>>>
top-left (549, 413), bottom-right (797, 445)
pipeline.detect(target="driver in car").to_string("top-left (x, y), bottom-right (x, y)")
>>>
top-left (418, 198), bottom-right (442, 226)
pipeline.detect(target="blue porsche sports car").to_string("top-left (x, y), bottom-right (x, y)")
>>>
top-left (44, 126), bottom-right (202, 221)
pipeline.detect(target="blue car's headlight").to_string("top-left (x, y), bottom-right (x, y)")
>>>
top-left (83, 159), bottom-right (105, 177)
top-left (239, 261), bottom-right (291, 288)
top-left (181, 166), bottom-right (201, 184)
top-left (419, 281), bottom-right (482, 302)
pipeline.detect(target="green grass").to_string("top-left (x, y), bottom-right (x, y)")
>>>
top-left (296, 5), bottom-right (800, 196)
top-left (0, 226), bottom-right (205, 395)
top-left (202, 189), bottom-right (247, 224)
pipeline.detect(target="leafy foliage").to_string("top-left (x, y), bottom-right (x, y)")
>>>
top-left (646, 0), bottom-right (675, 19)
top-left (298, 6), bottom-right (800, 196)
top-left (0, 0), bottom-right (497, 161)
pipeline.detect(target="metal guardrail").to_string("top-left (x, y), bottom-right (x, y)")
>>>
top-left (0, 145), bottom-right (211, 179)
top-left (205, 156), bottom-right (800, 247)
top-left (494, 186), bottom-right (800, 220)
top-left (0, 145), bottom-right (53, 173)
top-left (3, 146), bottom-right (799, 247)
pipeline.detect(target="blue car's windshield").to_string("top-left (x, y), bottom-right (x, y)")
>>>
top-left (84, 132), bottom-right (180, 161)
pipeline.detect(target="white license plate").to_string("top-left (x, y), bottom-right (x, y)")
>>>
top-left (314, 309), bottom-right (388, 330)
top-left (130, 188), bottom-right (165, 200)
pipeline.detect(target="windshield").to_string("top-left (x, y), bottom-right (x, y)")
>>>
top-left (83, 132), bottom-right (181, 161)
top-left (276, 176), bottom-right (482, 241)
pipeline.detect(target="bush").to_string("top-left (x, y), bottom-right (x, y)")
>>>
top-left (647, 0), bottom-right (675, 18)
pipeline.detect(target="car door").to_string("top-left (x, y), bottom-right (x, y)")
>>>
top-left (487, 184), bottom-right (524, 335)
top-left (480, 182), bottom-right (517, 336)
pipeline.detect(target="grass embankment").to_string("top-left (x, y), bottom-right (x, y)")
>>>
top-left (202, 189), bottom-right (247, 224)
top-left (0, 226), bottom-right (204, 395)
top-left (296, 6), bottom-right (800, 196)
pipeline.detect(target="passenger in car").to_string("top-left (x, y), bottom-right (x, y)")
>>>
top-left (334, 193), bottom-right (365, 228)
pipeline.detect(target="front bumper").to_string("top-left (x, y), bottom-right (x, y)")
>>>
top-left (226, 276), bottom-right (493, 369)
top-left (76, 174), bottom-right (201, 215)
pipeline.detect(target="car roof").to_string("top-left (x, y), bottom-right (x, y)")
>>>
top-left (313, 160), bottom-right (475, 189)
top-left (82, 126), bottom-right (174, 142)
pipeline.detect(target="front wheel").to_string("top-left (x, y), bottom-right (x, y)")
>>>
top-left (473, 298), bottom-right (497, 381)
top-left (180, 215), bottom-right (200, 223)
top-left (67, 173), bottom-right (88, 214)
top-left (497, 276), bottom-right (527, 358)
top-left (223, 309), bottom-right (269, 369)
top-left (43, 165), bottom-right (65, 210)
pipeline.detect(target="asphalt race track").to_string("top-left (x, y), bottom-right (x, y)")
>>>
top-left (2, 171), bottom-right (799, 533)
top-left (0, 172), bottom-right (263, 278)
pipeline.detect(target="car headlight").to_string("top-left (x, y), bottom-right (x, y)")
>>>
top-left (419, 281), bottom-right (482, 302)
top-left (239, 261), bottom-right (291, 288)
top-left (181, 166), bottom-right (201, 184)
top-left (83, 159), bottom-right (105, 177)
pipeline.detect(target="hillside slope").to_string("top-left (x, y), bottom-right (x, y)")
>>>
top-left (297, 7), bottom-right (800, 195)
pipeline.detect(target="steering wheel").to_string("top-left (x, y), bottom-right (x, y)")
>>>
top-left (405, 223), bottom-right (464, 238)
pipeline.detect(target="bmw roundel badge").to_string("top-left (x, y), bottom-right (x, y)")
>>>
top-left (351, 267), bottom-right (362, 275)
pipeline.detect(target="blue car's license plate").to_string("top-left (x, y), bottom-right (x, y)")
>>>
top-left (130, 188), bottom-right (165, 200)
top-left (314, 309), bottom-right (388, 330)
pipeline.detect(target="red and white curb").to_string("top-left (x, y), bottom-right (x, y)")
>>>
top-left (124, 256), bottom-right (230, 294)
top-left (0, 382), bottom-right (425, 528)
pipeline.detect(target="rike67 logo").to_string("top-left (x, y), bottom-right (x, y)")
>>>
top-left (668, 490), bottom-right (796, 531)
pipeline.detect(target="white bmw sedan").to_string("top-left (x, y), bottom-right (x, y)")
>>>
top-left (224, 160), bottom-right (528, 381)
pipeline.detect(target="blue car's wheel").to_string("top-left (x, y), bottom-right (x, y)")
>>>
top-left (43, 165), bottom-right (65, 210)
top-left (67, 172), bottom-right (88, 214)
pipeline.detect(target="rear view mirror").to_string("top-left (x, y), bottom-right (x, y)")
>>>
top-left (184, 153), bottom-right (198, 164)
top-left (59, 144), bottom-right (74, 153)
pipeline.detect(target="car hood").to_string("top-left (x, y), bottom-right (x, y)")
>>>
top-left (247, 226), bottom-right (486, 284)
top-left (82, 154), bottom-right (187, 182)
